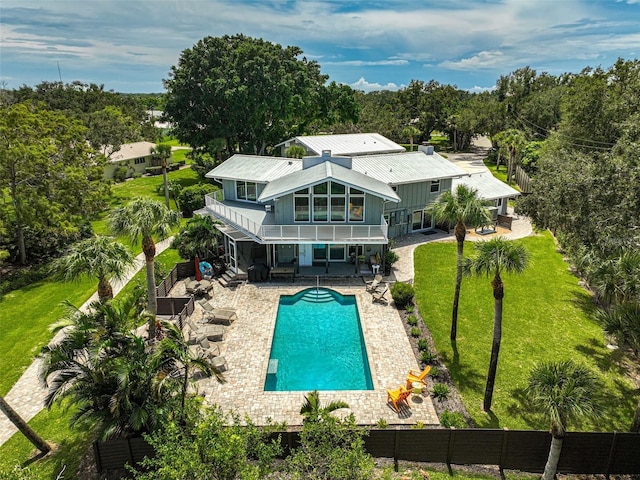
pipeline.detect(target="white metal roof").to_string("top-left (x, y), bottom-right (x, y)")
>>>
top-left (205, 155), bottom-right (302, 183)
top-left (108, 141), bottom-right (156, 163)
top-left (351, 151), bottom-right (467, 185)
top-left (276, 133), bottom-right (405, 156)
top-left (452, 173), bottom-right (521, 200)
top-left (259, 161), bottom-right (400, 202)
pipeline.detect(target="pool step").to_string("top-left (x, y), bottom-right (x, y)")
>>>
top-left (300, 289), bottom-right (335, 303)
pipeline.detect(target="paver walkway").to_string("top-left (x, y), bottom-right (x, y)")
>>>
top-left (0, 238), bottom-right (173, 447)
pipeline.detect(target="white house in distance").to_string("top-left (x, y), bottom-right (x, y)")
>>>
top-left (197, 133), bottom-right (520, 278)
top-left (276, 133), bottom-right (405, 157)
top-left (104, 141), bottom-right (156, 179)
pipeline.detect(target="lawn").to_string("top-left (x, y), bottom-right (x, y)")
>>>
top-left (0, 402), bottom-right (96, 480)
top-left (414, 231), bottom-right (636, 431)
top-left (0, 278), bottom-right (96, 396)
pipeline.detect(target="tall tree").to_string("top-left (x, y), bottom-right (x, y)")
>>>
top-left (150, 143), bottom-right (172, 207)
top-left (493, 129), bottom-right (528, 184)
top-left (52, 235), bottom-right (136, 302)
top-left (164, 35), bottom-right (357, 156)
top-left (86, 105), bottom-right (141, 157)
top-left (465, 237), bottom-right (529, 411)
top-left (109, 198), bottom-right (180, 339)
top-left (0, 395), bottom-right (50, 454)
top-left (428, 185), bottom-right (490, 341)
top-left (0, 102), bottom-right (108, 264)
top-left (526, 360), bottom-right (600, 480)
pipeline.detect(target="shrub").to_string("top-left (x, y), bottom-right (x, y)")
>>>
top-left (145, 166), bottom-right (163, 175)
top-left (417, 338), bottom-right (429, 351)
top-left (390, 282), bottom-right (414, 309)
top-left (410, 327), bottom-right (421, 337)
top-left (407, 314), bottom-right (418, 326)
top-left (376, 418), bottom-right (389, 429)
top-left (113, 166), bottom-right (129, 182)
top-left (420, 350), bottom-right (436, 364)
top-left (178, 183), bottom-right (219, 217)
top-left (410, 421), bottom-right (425, 429)
top-left (432, 383), bottom-right (450, 401)
top-left (132, 172), bottom-right (142, 179)
top-left (429, 367), bottom-right (441, 379)
top-left (405, 305), bottom-right (414, 313)
top-left (440, 410), bottom-right (467, 428)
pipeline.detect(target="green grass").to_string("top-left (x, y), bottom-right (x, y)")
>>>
top-left (0, 403), bottom-right (96, 480)
top-left (0, 279), bottom-right (96, 396)
top-left (414, 231), bottom-right (635, 431)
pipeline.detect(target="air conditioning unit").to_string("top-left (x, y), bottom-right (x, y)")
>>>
top-left (265, 204), bottom-right (272, 212)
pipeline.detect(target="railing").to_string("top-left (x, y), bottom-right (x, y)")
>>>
top-left (204, 196), bottom-right (389, 243)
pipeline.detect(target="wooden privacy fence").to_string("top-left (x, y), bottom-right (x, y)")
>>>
top-left (514, 165), bottom-right (532, 194)
top-left (94, 428), bottom-right (640, 474)
top-left (154, 261), bottom-right (197, 330)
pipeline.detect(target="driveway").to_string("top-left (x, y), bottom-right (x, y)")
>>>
top-left (443, 135), bottom-right (492, 174)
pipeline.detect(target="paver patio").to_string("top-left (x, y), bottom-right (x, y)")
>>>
top-left (172, 278), bottom-right (439, 426)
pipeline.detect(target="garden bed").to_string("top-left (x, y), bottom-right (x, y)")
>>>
top-left (397, 300), bottom-right (474, 428)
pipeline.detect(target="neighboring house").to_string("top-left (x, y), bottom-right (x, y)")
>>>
top-left (198, 142), bottom-right (467, 276)
top-left (104, 141), bottom-right (156, 179)
top-left (451, 172), bottom-right (520, 219)
top-left (276, 133), bottom-right (406, 157)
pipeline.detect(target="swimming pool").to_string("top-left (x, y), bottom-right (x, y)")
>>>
top-left (264, 288), bottom-right (373, 391)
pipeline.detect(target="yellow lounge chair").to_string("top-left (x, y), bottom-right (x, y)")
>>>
top-left (406, 365), bottom-right (431, 389)
top-left (387, 385), bottom-right (411, 412)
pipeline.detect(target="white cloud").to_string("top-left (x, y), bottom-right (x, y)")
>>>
top-left (324, 59), bottom-right (409, 67)
top-left (467, 85), bottom-right (496, 93)
top-left (439, 51), bottom-right (506, 71)
top-left (349, 77), bottom-right (404, 92)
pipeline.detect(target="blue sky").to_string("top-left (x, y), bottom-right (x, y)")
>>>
top-left (1, 0), bottom-right (639, 93)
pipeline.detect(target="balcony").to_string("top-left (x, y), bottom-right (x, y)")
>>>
top-left (203, 195), bottom-right (388, 244)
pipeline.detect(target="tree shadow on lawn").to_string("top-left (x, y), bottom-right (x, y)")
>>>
top-left (441, 342), bottom-right (485, 395)
top-left (575, 338), bottom-right (629, 377)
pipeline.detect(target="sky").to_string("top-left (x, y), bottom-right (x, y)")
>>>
top-left (1, 0), bottom-right (639, 94)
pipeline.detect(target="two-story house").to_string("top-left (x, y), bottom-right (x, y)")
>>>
top-left (199, 143), bottom-right (469, 277)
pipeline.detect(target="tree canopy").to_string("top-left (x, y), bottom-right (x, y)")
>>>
top-left (0, 102), bottom-right (109, 264)
top-left (163, 34), bottom-right (358, 157)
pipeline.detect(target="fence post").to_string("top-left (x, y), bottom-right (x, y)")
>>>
top-left (499, 427), bottom-right (509, 480)
top-left (393, 430), bottom-right (399, 472)
top-left (93, 441), bottom-right (102, 473)
top-left (605, 430), bottom-right (618, 479)
top-left (446, 427), bottom-right (455, 474)
top-left (127, 437), bottom-right (134, 466)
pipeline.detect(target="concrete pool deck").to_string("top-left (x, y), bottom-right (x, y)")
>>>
top-left (173, 278), bottom-right (439, 427)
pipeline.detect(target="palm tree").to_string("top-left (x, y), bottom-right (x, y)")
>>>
top-left (0, 395), bottom-right (50, 454)
top-left (109, 198), bottom-right (181, 339)
top-left (493, 129), bottom-right (527, 184)
top-left (153, 321), bottom-right (225, 424)
top-left (52, 235), bottom-right (136, 302)
top-left (150, 143), bottom-right (172, 208)
top-left (40, 297), bottom-right (178, 439)
top-left (300, 390), bottom-right (349, 423)
top-left (401, 125), bottom-right (420, 151)
top-left (465, 237), bottom-right (529, 411)
top-left (527, 360), bottom-right (600, 480)
top-left (428, 185), bottom-right (490, 341)
top-left (170, 215), bottom-right (222, 261)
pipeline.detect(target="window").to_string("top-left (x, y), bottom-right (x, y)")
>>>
top-left (134, 157), bottom-right (146, 165)
top-left (331, 197), bottom-right (346, 221)
top-left (313, 183), bottom-right (328, 194)
top-left (313, 197), bottom-right (328, 221)
top-left (294, 196), bottom-right (310, 221)
top-left (329, 244), bottom-right (345, 261)
top-left (430, 180), bottom-right (440, 193)
top-left (349, 196), bottom-right (364, 222)
top-left (236, 181), bottom-right (258, 202)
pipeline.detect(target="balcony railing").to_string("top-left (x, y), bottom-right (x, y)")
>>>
top-left (204, 195), bottom-right (388, 244)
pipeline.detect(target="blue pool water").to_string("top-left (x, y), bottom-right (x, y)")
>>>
top-left (264, 288), bottom-right (373, 391)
